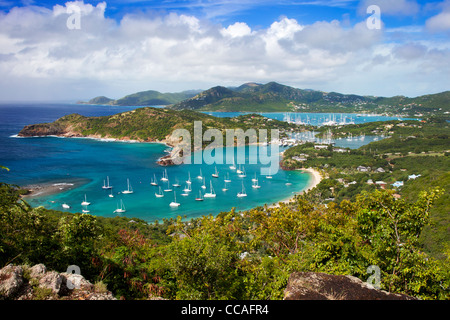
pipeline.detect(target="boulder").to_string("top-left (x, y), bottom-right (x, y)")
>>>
top-left (284, 272), bottom-right (418, 300)
top-left (29, 264), bottom-right (47, 279)
top-left (38, 271), bottom-right (63, 294)
top-left (0, 265), bottom-right (24, 299)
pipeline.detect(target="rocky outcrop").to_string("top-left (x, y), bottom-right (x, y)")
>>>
top-left (283, 272), bottom-right (418, 300)
top-left (0, 264), bottom-right (116, 300)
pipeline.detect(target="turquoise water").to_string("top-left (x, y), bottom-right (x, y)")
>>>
top-left (0, 104), bottom-right (411, 222)
top-left (19, 139), bottom-right (307, 221)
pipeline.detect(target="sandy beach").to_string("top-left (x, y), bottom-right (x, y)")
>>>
top-left (268, 167), bottom-right (322, 208)
top-left (21, 178), bottom-right (88, 199)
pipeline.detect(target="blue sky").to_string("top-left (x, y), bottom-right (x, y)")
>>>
top-left (0, 0), bottom-right (449, 100)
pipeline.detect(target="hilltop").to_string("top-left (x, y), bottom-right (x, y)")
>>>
top-left (78, 82), bottom-right (450, 117)
top-left (170, 82), bottom-right (450, 116)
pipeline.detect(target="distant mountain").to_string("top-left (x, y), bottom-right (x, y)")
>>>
top-left (79, 90), bottom-right (200, 106)
top-left (170, 82), bottom-right (371, 112)
top-left (169, 82), bottom-right (450, 116)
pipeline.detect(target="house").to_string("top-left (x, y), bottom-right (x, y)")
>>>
top-left (314, 145), bottom-right (328, 150)
top-left (357, 166), bottom-right (369, 172)
top-left (333, 148), bottom-right (348, 153)
top-left (392, 181), bottom-right (404, 188)
top-left (292, 156), bottom-right (307, 162)
top-left (408, 174), bottom-right (421, 180)
top-left (367, 179), bottom-right (374, 185)
top-left (375, 167), bottom-right (385, 173)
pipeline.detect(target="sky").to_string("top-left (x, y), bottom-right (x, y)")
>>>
top-left (0, 0), bottom-right (449, 101)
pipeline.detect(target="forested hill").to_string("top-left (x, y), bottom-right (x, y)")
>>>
top-left (169, 82), bottom-right (450, 116)
top-left (17, 107), bottom-right (297, 143)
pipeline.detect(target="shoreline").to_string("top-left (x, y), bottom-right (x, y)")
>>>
top-left (268, 167), bottom-right (322, 208)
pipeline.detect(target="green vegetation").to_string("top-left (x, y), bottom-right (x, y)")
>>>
top-left (79, 90), bottom-right (199, 106)
top-left (18, 108), bottom-right (301, 145)
top-left (0, 181), bottom-right (448, 300)
top-left (170, 82), bottom-right (450, 117)
top-left (282, 120), bottom-right (450, 262)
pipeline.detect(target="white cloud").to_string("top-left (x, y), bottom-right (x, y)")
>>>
top-left (426, 0), bottom-right (450, 32)
top-left (0, 1), bottom-right (448, 100)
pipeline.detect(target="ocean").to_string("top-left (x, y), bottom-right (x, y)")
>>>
top-left (0, 103), bottom-right (410, 222)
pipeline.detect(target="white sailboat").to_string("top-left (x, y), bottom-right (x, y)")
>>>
top-left (195, 190), bottom-right (204, 201)
top-left (62, 203), bottom-right (71, 209)
top-left (122, 179), bottom-right (133, 194)
top-left (172, 179), bottom-right (181, 187)
top-left (155, 186), bottom-right (164, 198)
top-left (238, 166), bottom-right (246, 178)
top-left (251, 173), bottom-right (258, 182)
top-left (81, 194), bottom-right (91, 206)
top-left (197, 168), bottom-right (203, 180)
top-left (161, 169), bottom-right (168, 182)
top-left (236, 164), bottom-right (243, 174)
top-left (82, 205), bottom-right (90, 214)
top-left (183, 183), bottom-right (192, 193)
top-left (266, 169), bottom-right (273, 179)
top-left (224, 173), bottom-right (231, 183)
top-left (114, 199), bottom-right (126, 213)
top-left (212, 166), bottom-right (219, 178)
top-left (201, 177), bottom-right (206, 189)
top-left (222, 180), bottom-right (229, 192)
top-left (186, 172), bottom-right (192, 185)
top-left (252, 178), bottom-right (261, 189)
top-left (108, 189), bottom-right (114, 198)
top-left (150, 174), bottom-right (158, 186)
top-left (169, 191), bottom-right (180, 207)
top-left (102, 176), bottom-right (113, 189)
top-left (237, 182), bottom-right (247, 197)
top-left (229, 159), bottom-right (236, 170)
top-left (204, 181), bottom-right (216, 198)
top-left (164, 180), bottom-right (173, 192)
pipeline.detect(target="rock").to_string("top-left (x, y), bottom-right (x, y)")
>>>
top-left (284, 272), bottom-right (418, 300)
top-left (0, 265), bottom-right (24, 299)
top-left (61, 272), bottom-right (94, 291)
top-left (39, 271), bottom-right (63, 295)
top-left (30, 264), bottom-right (47, 279)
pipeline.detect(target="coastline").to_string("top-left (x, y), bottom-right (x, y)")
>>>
top-left (268, 167), bottom-right (322, 208)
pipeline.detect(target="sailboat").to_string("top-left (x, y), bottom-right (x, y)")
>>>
top-left (183, 183), bottom-right (192, 193)
top-left (238, 166), bottom-right (246, 178)
top-left (195, 190), bottom-right (204, 201)
top-left (114, 199), bottom-right (126, 213)
top-left (236, 164), bottom-right (243, 174)
top-left (201, 177), bottom-right (206, 189)
top-left (169, 191), bottom-right (180, 207)
top-left (229, 159), bottom-right (236, 170)
top-left (150, 174), bottom-right (158, 186)
top-left (62, 203), bottom-right (71, 209)
top-left (252, 178), bottom-right (261, 189)
top-left (212, 166), bottom-right (219, 178)
top-left (186, 172), bottom-right (192, 185)
top-left (222, 180), bottom-right (229, 192)
top-left (155, 186), bottom-right (164, 198)
top-left (204, 181), bottom-right (216, 198)
top-left (82, 205), bottom-right (90, 214)
top-left (266, 169), bottom-right (273, 179)
top-left (164, 180), bottom-right (173, 192)
top-left (108, 189), bottom-right (114, 198)
top-left (102, 176), bottom-right (113, 189)
top-left (81, 194), bottom-right (90, 206)
top-left (346, 133), bottom-right (353, 141)
top-left (224, 173), bottom-right (231, 183)
top-left (122, 179), bottom-right (133, 194)
top-left (197, 168), bottom-right (203, 180)
top-left (251, 173), bottom-right (258, 182)
top-left (172, 179), bottom-right (181, 187)
top-left (161, 169), bottom-right (168, 182)
top-left (237, 182), bottom-right (247, 197)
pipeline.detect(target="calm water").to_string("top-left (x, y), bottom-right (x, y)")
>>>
top-left (0, 104), bottom-right (408, 222)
